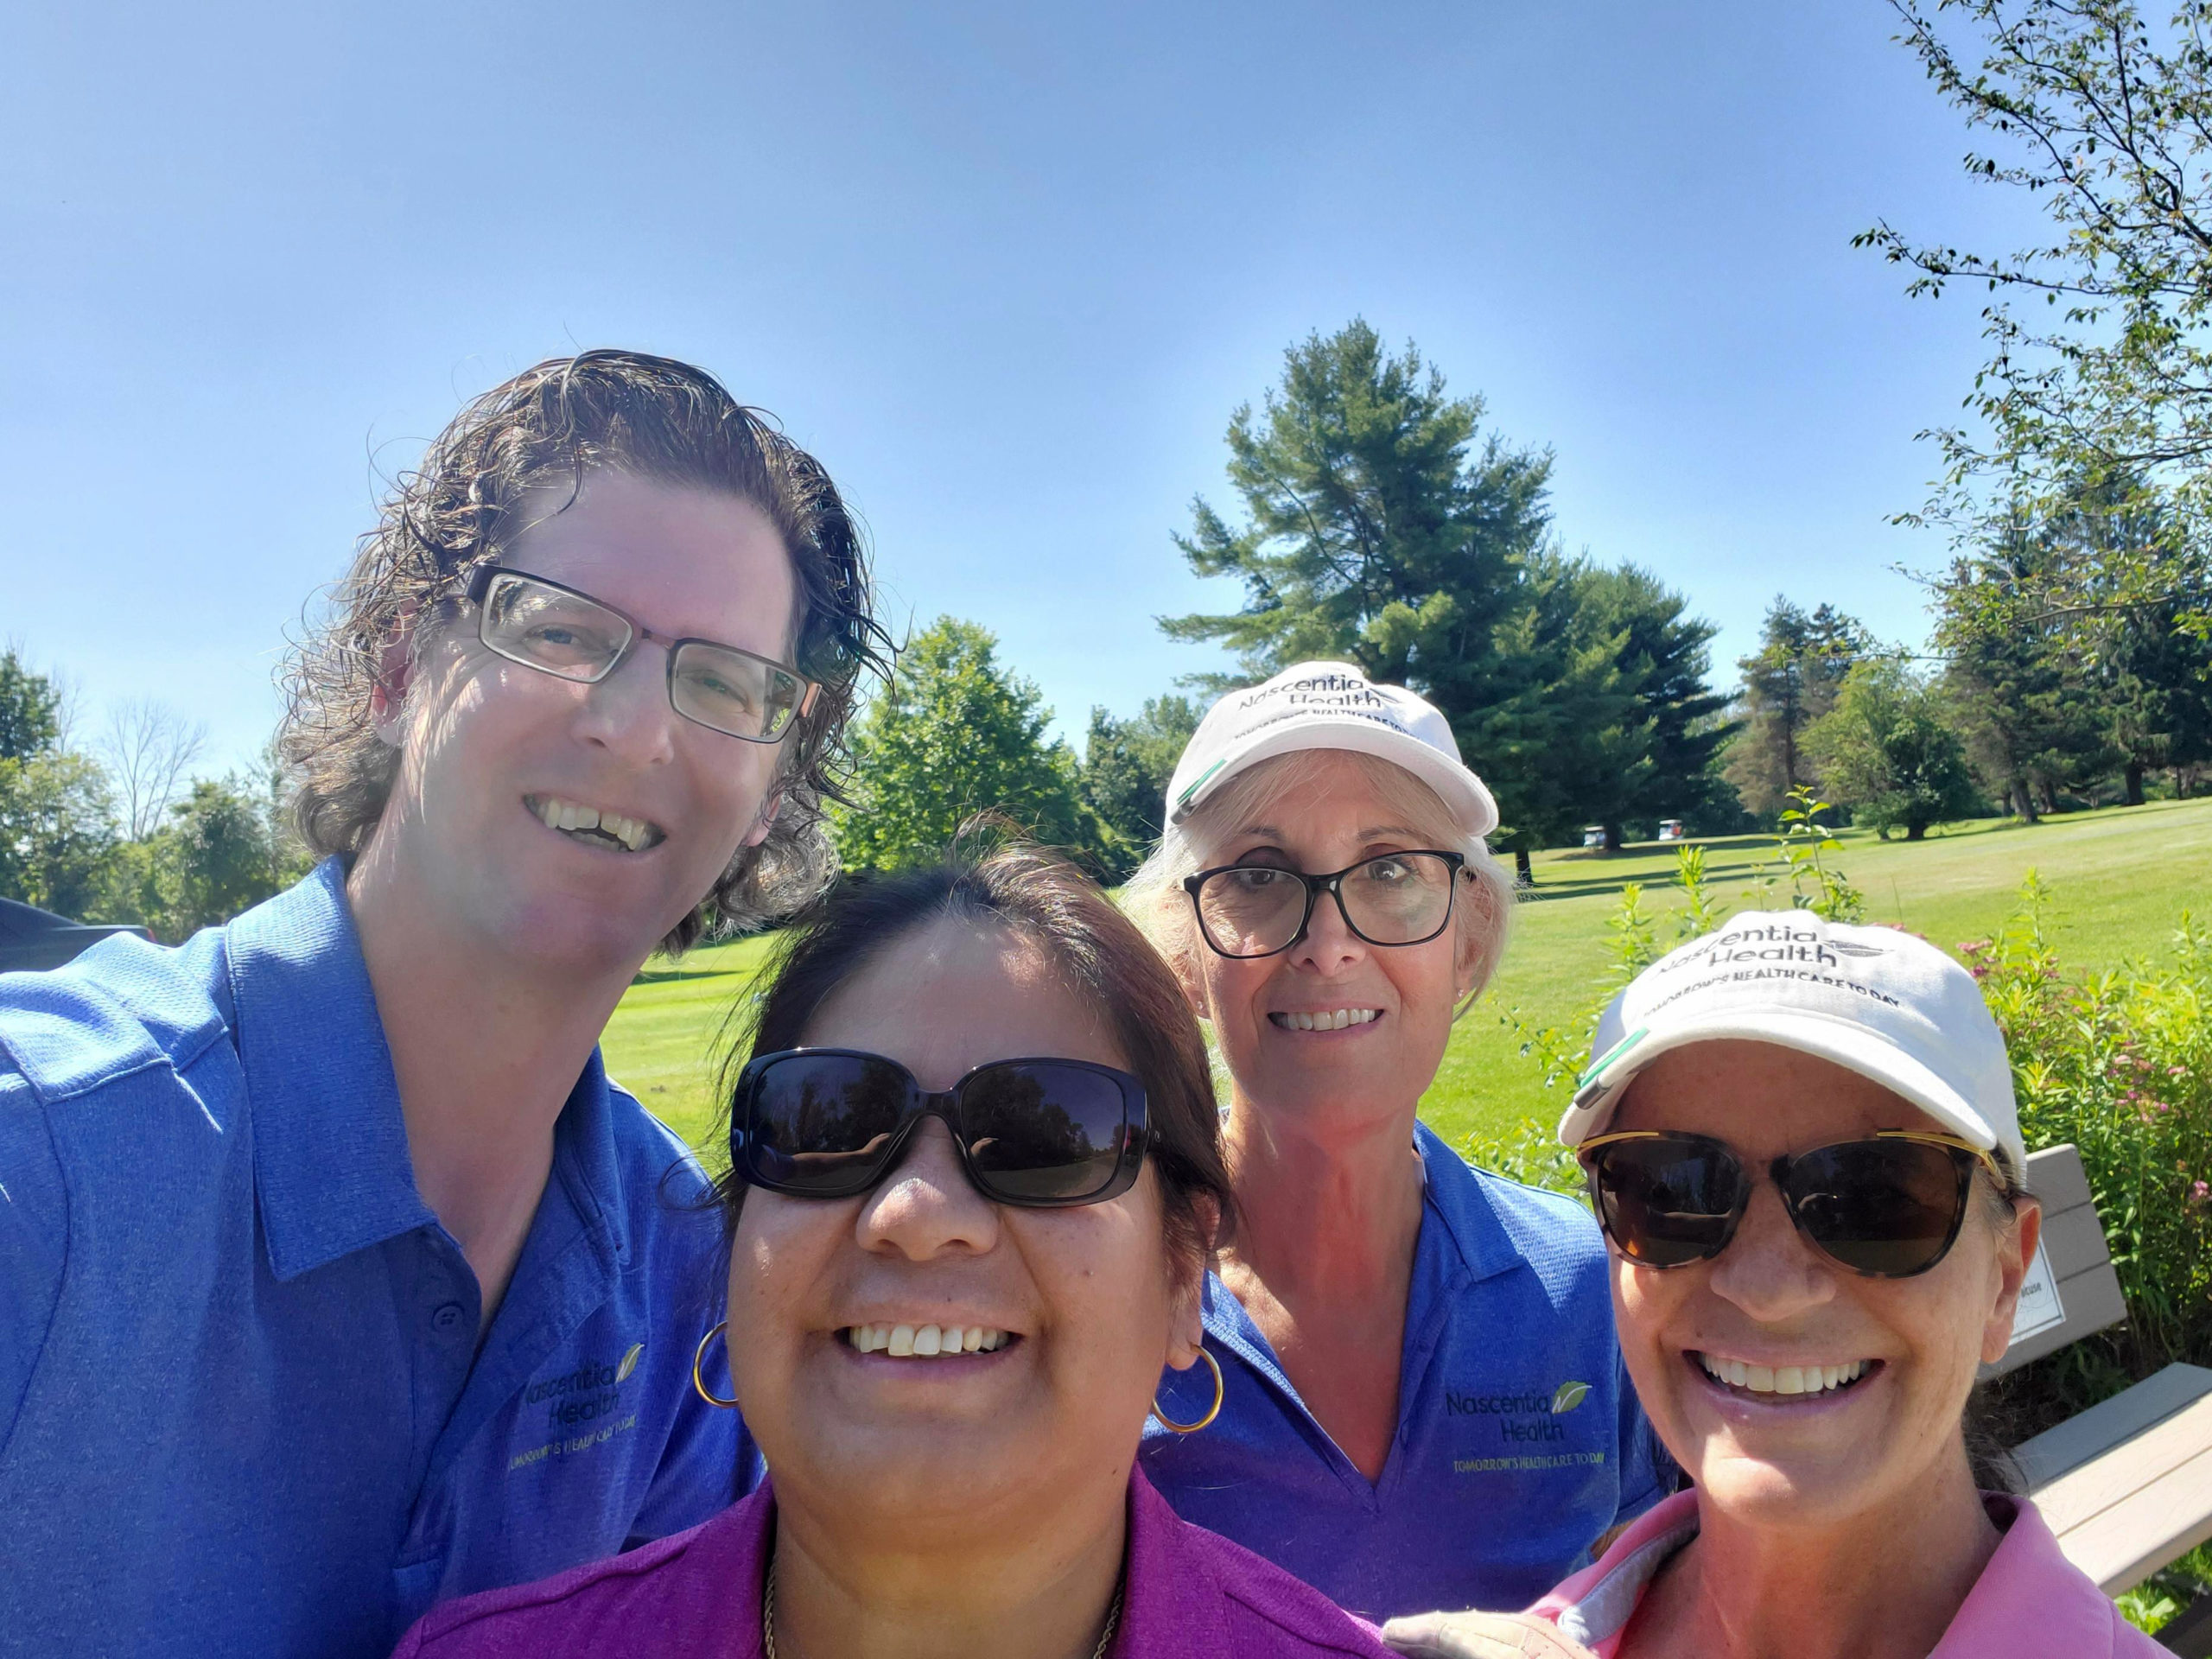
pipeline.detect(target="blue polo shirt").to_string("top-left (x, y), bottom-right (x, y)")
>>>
top-left (0, 861), bottom-right (747, 1659)
top-left (1140, 1122), bottom-right (1673, 1623)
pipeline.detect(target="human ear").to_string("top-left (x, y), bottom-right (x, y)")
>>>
top-left (367, 606), bottom-right (419, 747)
top-left (1166, 927), bottom-right (1214, 1023)
top-left (1163, 1200), bottom-right (1216, 1370)
top-left (1451, 880), bottom-right (1495, 1001)
top-left (741, 787), bottom-right (784, 850)
top-left (1980, 1196), bottom-right (2042, 1367)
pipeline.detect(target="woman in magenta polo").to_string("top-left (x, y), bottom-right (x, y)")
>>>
top-left (392, 845), bottom-right (1395, 1659)
top-left (1382, 913), bottom-right (2160, 1659)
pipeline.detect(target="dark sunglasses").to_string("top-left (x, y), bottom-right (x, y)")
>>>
top-left (730, 1048), bottom-right (1151, 1207)
top-left (1579, 1128), bottom-right (2004, 1279)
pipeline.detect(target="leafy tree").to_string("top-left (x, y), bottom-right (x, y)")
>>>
top-left (0, 648), bottom-right (62, 762)
top-left (1721, 600), bottom-right (1874, 820)
top-left (1804, 660), bottom-right (1983, 840)
top-left (1936, 521), bottom-right (2126, 818)
top-left (1160, 321), bottom-right (1726, 863)
top-left (0, 750), bottom-right (119, 916)
top-left (1079, 695), bottom-right (1201, 878)
top-left (152, 777), bottom-right (283, 936)
top-left (0, 652), bottom-right (117, 915)
top-left (830, 618), bottom-right (1103, 874)
top-left (1859, 0), bottom-right (2212, 638)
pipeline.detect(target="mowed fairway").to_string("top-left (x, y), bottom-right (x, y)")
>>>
top-left (604, 797), bottom-right (2212, 1159)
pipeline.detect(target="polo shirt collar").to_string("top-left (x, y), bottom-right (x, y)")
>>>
top-left (541, 1044), bottom-right (632, 1274)
top-left (226, 858), bottom-right (434, 1281)
top-left (1198, 1123), bottom-right (1535, 1365)
top-left (1408, 1120), bottom-right (1536, 1287)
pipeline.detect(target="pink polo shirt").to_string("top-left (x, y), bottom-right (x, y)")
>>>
top-left (1522, 1488), bottom-right (2165, 1658)
top-left (390, 1469), bottom-right (1395, 1659)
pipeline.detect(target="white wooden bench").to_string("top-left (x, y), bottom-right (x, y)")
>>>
top-left (1983, 1144), bottom-right (2212, 1650)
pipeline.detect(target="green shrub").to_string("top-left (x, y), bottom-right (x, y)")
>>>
top-left (1969, 877), bottom-right (2212, 1397)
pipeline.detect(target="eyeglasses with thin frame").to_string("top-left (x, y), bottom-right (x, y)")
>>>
top-left (1182, 849), bottom-right (1469, 960)
top-left (465, 563), bottom-right (819, 744)
top-left (731, 1047), bottom-right (1152, 1207)
top-left (1578, 1127), bottom-right (2005, 1279)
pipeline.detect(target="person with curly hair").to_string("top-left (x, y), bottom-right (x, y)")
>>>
top-left (0, 351), bottom-right (889, 1659)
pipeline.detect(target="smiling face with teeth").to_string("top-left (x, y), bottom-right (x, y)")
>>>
top-left (1606, 1041), bottom-right (2039, 1536)
top-left (358, 468), bottom-right (799, 973)
top-left (721, 914), bottom-right (1211, 1549)
top-left (1173, 751), bottom-right (1482, 1136)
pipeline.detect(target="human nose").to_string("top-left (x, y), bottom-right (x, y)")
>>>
top-left (1284, 878), bottom-right (1367, 974)
top-left (572, 643), bottom-right (678, 766)
top-left (855, 1117), bottom-right (1001, 1260)
top-left (1703, 1182), bottom-right (1839, 1320)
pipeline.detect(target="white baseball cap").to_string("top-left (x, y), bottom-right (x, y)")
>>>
top-left (1165, 661), bottom-right (1499, 838)
top-left (1559, 909), bottom-right (2025, 1178)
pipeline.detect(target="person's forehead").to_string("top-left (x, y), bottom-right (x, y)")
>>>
top-left (500, 471), bottom-right (797, 651)
top-left (1205, 753), bottom-right (1435, 849)
top-left (802, 918), bottom-right (1124, 1087)
top-left (1613, 1039), bottom-right (1943, 1144)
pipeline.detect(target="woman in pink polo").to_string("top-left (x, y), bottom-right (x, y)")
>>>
top-left (392, 846), bottom-right (1395, 1659)
top-left (1383, 912), bottom-right (2162, 1659)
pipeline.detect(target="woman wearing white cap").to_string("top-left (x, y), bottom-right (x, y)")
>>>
top-left (1382, 913), bottom-right (2160, 1658)
top-left (1126, 663), bottom-right (1674, 1623)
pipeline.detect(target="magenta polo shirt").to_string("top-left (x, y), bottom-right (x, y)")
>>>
top-left (391, 1470), bottom-right (1396, 1659)
top-left (1520, 1488), bottom-right (2164, 1658)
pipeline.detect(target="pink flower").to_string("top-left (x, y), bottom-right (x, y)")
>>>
top-left (2193, 1182), bottom-right (2210, 1205)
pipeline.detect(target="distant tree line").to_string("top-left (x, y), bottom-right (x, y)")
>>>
top-left (0, 649), bottom-right (308, 937)
top-left (827, 321), bottom-right (2209, 885)
top-left (11, 308), bottom-right (2209, 933)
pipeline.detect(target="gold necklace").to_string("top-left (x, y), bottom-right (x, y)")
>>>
top-left (761, 1560), bottom-right (1125, 1659)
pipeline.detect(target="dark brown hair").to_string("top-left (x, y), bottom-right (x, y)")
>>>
top-left (713, 842), bottom-right (1235, 1270)
top-left (279, 348), bottom-right (893, 949)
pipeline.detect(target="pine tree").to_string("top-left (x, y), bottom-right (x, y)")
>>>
top-left (1721, 600), bottom-right (1873, 820)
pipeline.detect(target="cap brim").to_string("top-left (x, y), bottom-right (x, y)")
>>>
top-left (1171, 714), bottom-right (1499, 838)
top-left (1557, 1008), bottom-right (2007, 1164)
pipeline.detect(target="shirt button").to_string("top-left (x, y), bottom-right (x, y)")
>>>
top-left (431, 1303), bottom-right (467, 1334)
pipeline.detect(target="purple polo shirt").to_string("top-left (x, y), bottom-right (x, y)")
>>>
top-left (391, 1471), bottom-right (1397, 1658)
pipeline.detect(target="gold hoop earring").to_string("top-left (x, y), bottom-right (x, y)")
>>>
top-left (692, 1321), bottom-right (740, 1409)
top-left (1150, 1348), bottom-right (1224, 1434)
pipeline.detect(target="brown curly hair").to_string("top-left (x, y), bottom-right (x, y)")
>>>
top-left (278, 349), bottom-right (891, 950)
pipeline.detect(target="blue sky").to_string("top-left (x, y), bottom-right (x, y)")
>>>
top-left (2, 0), bottom-right (2040, 775)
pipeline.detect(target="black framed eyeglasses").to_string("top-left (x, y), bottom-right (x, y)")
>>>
top-left (730, 1047), bottom-right (1152, 1207)
top-left (465, 564), bottom-right (818, 744)
top-left (1181, 849), bottom-right (1468, 960)
top-left (1579, 1128), bottom-right (2005, 1279)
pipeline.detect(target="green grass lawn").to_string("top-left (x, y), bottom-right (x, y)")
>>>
top-left (603, 796), bottom-right (2212, 1158)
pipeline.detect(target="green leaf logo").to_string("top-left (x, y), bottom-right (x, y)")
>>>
top-left (1551, 1380), bottom-right (1590, 1414)
top-left (616, 1343), bottom-right (645, 1384)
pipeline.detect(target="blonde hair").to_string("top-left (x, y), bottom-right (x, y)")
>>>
top-left (1122, 747), bottom-right (1514, 1015)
